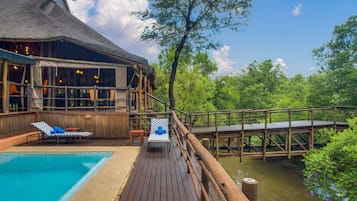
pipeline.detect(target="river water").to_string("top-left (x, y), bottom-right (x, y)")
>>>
top-left (219, 157), bottom-right (322, 201)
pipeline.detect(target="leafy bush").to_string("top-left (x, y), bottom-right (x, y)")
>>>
top-left (314, 128), bottom-right (335, 145)
top-left (304, 118), bottom-right (357, 200)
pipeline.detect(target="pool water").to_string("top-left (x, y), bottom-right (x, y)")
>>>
top-left (0, 152), bottom-right (112, 201)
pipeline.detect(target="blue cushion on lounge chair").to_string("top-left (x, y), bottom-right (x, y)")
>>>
top-left (53, 126), bottom-right (65, 133)
top-left (155, 126), bottom-right (166, 135)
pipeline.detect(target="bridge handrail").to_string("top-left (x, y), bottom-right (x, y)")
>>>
top-left (172, 111), bottom-right (249, 201)
top-left (189, 106), bottom-right (357, 128)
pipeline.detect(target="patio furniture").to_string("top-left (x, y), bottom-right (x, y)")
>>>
top-left (129, 129), bottom-right (144, 145)
top-left (147, 118), bottom-right (170, 151)
top-left (31, 121), bottom-right (93, 145)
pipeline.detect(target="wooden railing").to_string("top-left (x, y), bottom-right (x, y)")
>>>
top-left (38, 85), bottom-right (129, 112)
top-left (0, 81), bottom-right (31, 112)
top-left (171, 111), bottom-right (250, 201)
top-left (188, 106), bottom-right (357, 129)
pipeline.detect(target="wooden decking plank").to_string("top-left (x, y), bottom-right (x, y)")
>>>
top-left (173, 143), bottom-right (192, 201)
top-left (153, 145), bottom-right (162, 201)
top-left (119, 145), bottom-right (146, 201)
top-left (137, 147), bottom-right (153, 201)
top-left (179, 151), bottom-right (198, 201)
top-left (134, 146), bottom-right (152, 201)
top-left (119, 139), bottom-right (199, 201)
top-left (160, 146), bottom-right (168, 201)
top-left (146, 146), bottom-right (158, 201)
top-left (168, 142), bottom-right (181, 201)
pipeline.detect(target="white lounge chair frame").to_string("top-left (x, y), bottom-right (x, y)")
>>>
top-left (31, 121), bottom-right (93, 145)
top-left (147, 118), bottom-right (170, 151)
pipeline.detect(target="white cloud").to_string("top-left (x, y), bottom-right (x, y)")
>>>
top-left (274, 57), bottom-right (287, 72)
top-left (67, 0), bottom-right (159, 63)
top-left (211, 45), bottom-right (238, 76)
top-left (292, 3), bottom-right (303, 16)
top-left (308, 65), bottom-right (316, 71)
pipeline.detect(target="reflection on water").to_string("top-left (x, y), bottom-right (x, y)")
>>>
top-left (219, 157), bottom-right (322, 201)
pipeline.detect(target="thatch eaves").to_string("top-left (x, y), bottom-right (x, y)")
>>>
top-left (0, 0), bottom-right (151, 73)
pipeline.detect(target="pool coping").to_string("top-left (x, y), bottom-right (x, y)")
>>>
top-left (2, 146), bottom-right (140, 201)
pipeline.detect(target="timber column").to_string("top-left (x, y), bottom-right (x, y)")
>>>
top-left (2, 59), bottom-right (9, 113)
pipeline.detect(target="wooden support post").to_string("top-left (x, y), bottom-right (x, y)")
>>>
top-left (138, 68), bottom-right (142, 113)
top-left (143, 75), bottom-right (147, 112)
top-left (263, 111), bottom-right (267, 160)
top-left (240, 111), bottom-right (245, 162)
top-left (310, 108), bottom-right (314, 150)
top-left (333, 105), bottom-right (337, 132)
top-left (2, 59), bottom-right (9, 113)
top-left (215, 112), bottom-right (219, 158)
top-left (187, 142), bottom-right (191, 173)
top-left (288, 110), bottom-right (292, 159)
top-left (201, 138), bottom-right (210, 201)
top-left (228, 138), bottom-right (231, 153)
top-left (242, 178), bottom-right (258, 201)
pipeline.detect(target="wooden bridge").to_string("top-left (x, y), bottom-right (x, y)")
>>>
top-left (186, 106), bottom-right (356, 160)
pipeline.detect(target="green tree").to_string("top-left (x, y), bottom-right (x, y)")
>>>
top-left (154, 49), bottom-right (217, 112)
top-left (304, 118), bottom-right (357, 200)
top-left (275, 74), bottom-right (307, 108)
top-left (313, 15), bottom-right (357, 105)
top-left (238, 60), bottom-right (285, 109)
top-left (213, 76), bottom-right (240, 110)
top-left (306, 72), bottom-right (336, 106)
top-left (134, 0), bottom-right (252, 110)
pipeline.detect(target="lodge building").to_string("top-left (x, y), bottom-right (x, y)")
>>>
top-left (0, 0), bottom-right (155, 114)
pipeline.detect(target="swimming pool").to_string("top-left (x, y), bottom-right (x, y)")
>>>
top-left (0, 152), bottom-right (112, 201)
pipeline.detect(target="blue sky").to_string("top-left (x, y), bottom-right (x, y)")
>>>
top-left (68, 0), bottom-right (357, 77)
top-left (212, 0), bottom-right (357, 76)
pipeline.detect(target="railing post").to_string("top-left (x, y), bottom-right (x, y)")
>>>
top-left (242, 178), bottom-right (258, 201)
top-left (334, 105), bottom-right (337, 131)
top-left (215, 112), bottom-right (219, 158)
top-left (94, 85), bottom-right (98, 111)
top-left (26, 83), bottom-right (31, 111)
top-left (186, 135), bottom-right (192, 173)
top-left (310, 107), bottom-right (314, 150)
top-left (263, 110), bottom-right (268, 160)
top-left (189, 113), bottom-right (193, 132)
top-left (288, 109), bottom-right (292, 159)
top-left (201, 138), bottom-right (210, 201)
top-left (65, 85), bottom-right (68, 111)
top-left (240, 111), bottom-right (245, 162)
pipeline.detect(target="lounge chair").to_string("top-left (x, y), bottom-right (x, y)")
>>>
top-left (31, 121), bottom-right (93, 145)
top-left (147, 118), bottom-right (170, 151)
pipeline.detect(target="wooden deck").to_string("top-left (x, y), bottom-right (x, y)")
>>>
top-left (192, 120), bottom-right (348, 135)
top-left (119, 139), bottom-right (199, 201)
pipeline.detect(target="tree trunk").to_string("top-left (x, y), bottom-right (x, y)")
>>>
top-left (169, 35), bottom-right (188, 110)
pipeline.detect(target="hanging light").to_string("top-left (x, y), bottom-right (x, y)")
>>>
top-left (25, 46), bottom-right (30, 55)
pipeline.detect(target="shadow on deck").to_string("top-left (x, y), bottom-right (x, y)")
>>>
top-left (119, 138), bottom-right (199, 201)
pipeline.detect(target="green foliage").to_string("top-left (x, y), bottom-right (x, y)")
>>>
top-left (314, 128), bottom-right (335, 145)
top-left (135, 0), bottom-right (252, 50)
top-left (238, 60), bottom-right (285, 109)
top-left (275, 74), bottom-right (307, 108)
top-left (175, 68), bottom-right (216, 112)
top-left (154, 50), bottom-right (217, 112)
top-left (313, 15), bottom-right (357, 106)
top-left (134, 0), bottom-right (252, 109)
top-left (306, 73), bottom-right (336, 106)
top-left (304, 118), bottom-right (357, 200)
top-left (213, 76), bottom-right (240, 110)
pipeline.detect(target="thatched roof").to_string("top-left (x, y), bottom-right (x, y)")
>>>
top-left (0, 0), bottom-right (152, 73)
